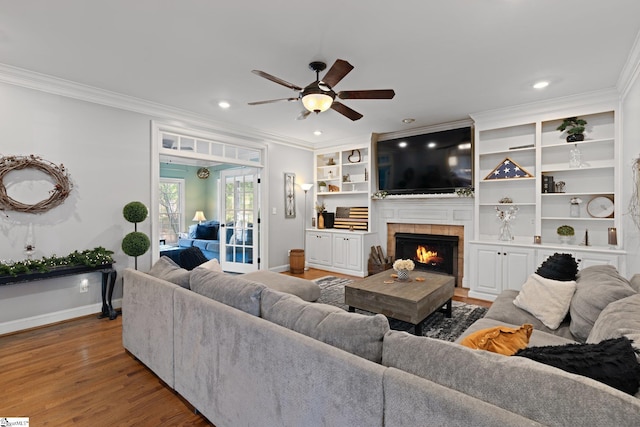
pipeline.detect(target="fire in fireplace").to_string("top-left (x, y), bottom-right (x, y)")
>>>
top-left (395, 233), bottom-right (458, 284)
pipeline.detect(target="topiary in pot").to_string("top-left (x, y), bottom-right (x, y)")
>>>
top-left (557, 117), bottom-right (587, 142)
top-left (556, 225), bottom-right (575, 245)
top-left (122, 201), bottom-right (149, 269)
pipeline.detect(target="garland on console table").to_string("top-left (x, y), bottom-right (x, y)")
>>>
top-left (0, 154), bottom-right (73, 215)
top-left (0, 247), bottom-right (114, 278)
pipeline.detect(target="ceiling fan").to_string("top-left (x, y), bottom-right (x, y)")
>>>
top-left (248, 59), bottom-right (395, 121)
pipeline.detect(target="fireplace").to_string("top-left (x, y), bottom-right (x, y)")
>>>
top-left (395, 233), bottom-right (459, 285)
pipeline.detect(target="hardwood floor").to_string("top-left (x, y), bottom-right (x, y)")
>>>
top-left (0, 315), bottom-right (213, 426)
top-left (0, 268), bottom-right (490, 426)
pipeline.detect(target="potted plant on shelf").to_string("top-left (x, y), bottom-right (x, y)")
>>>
top-left (318, 181), bottom-right (327, 193)
top-left (557, 117), bottom-right (587, 142)
top-left (557, 224), bottom-right (575, 244)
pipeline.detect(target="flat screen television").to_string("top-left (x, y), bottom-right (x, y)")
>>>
top-left (376, 126), bottom-right (473, 195)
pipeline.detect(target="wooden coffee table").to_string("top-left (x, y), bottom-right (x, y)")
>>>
top-left (345, 270), bottom-right (455, 335)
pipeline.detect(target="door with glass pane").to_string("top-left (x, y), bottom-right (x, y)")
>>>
top-left (220, 168), bottom-right (259, 273)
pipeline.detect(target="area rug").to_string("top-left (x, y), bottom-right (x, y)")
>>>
top-left (314, 276), bottom-right (488, 342)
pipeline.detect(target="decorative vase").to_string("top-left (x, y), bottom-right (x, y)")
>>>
top-left (396, 269), bottom-right (410, 281)
top-left (558, 235), bottom-right (573, 245)
top-left (570, 203), bottom-right (580, 218)
top-left (566, 134), bottom-right (585, 142)
top-left (498, 222), bottom-right (513, 241)
top-left (318, 213), bottom-right (325, 229)
top-left (569, 145), bottom-right (582, 168)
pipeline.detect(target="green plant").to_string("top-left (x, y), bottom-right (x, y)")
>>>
top-left (0, 247), bottom-right (114, 277)
top-left (556, 117), bottom-right (587, 136)
top-left (557, 225), bottom-right (575, 236)
top-left (123, 201), bottom-right (148, 223)
top-left (318, 181), bottom-right (327, 187)
top-left (315, 201), bottom-right (326, 213)
top-left (122, 201), bottom-right (149, 269)
top-left (122, 232), bottom-right (151, 257)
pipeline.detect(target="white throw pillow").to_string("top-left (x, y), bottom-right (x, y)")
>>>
top-left (197, 258), bottom-right (222, 272)
top-left (513, 273), bottom-right (577, 330)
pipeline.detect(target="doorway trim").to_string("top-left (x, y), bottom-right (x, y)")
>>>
top-left (151, 120), bottom-right (269, 270)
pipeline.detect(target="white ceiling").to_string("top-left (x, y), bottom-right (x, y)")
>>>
top-left (1, 0), bottom-right (639, 147)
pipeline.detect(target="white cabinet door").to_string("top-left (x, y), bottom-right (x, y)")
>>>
top-left (332, 233), bottom-right (362, 272)
top-left (502, 248), bottom-right (535, 291)
top-left (306, 231), bottom-right (332, 266)
top-left (471, 243), bottom-right (535, 297)
top-left (472, 244), bottom-right (502, 295)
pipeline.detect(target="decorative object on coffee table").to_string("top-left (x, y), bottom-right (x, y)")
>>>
top-left (122, 201), bottom-right (150, 270)
top-left (393, 258), bottom-right (414, 281)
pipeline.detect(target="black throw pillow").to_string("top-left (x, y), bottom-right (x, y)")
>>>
top-left (535, 252), bottom-right (578, 281)
top-left (179, 246), bottom-right (209, 271)
top-left (515, 337), bottom-right (640, 395)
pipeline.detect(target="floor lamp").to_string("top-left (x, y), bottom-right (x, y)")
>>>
top-left (300, 183), bottom-right (314, 271)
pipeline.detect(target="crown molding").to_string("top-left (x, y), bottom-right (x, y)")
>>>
top-left (470, 89), bottom-right (620, 130)
top-left (618, 30), bottom-right (640, 99)
top-left (0, 62), bottom-right (314, 150)
top-left (376, 118), bottom-right (474, 141)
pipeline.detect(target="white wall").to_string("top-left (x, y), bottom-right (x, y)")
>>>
top-left (265, 141), bottom-right (314, 270)
top-left (622, 70), bottom-right (640, 275)
top-left (0, 82), bottom-right (312, 333)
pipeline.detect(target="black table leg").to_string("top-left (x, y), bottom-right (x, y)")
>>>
top-left (444, 298), bottom-right (452, 318)
top-left (99, 269), bottom-right (118, 320)
top-left (348, 306), bottom-right (355, 312)
top-left (414, 322), bottom-right (423, 336)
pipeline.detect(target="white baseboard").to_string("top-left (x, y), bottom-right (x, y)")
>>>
top-left (0, 298), bottom-right (123, 335)
top-left (269, 264), bottom-right (290, 273)
top-left (468, 290), bottom-right (497, 302)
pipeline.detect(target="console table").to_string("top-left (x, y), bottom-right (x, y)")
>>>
top-left (0, 264), bottom-right (119, 320)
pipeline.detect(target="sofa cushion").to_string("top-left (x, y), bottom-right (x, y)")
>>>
top-left (198, 258), bottom-right (223, 272)
top-left (515, 337), bottom-right (640, 396)
top-left (190, 267), bottom-right (266, 316)
top-left (242, 270), bottom-right (321, 302)
top-left (260, 288), bottom-right (389, 363)
top-left (188, 224), bottom-right (197, 239)
top-left (587, 293), bottom-right (640, 344)
top-left (147, 256), bottom-right (190, 289)
top-left (570, 265), bottom-right (636, 342)
top-left (513, 273), bottom-right (576, 330)
top-left (460, 323), bottom-right (533, 355)
top-left (382, 330), bottom-right (640, 426)
top-left (178, 237), bottom-right (194, 248)
top-left (631, 274), bottom-right (640, 293)
top-left (179, 246), bottom-right (209, 270)
top-left (535, 252), bottom-right (579, 281)
top-left (483, 290), bottom-right (574, 340)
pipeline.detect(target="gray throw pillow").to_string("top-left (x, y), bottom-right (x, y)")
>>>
top-left (190, 267), bottom-right (266, 316)
top-left (587, 293), bottom-right (640, 344)
top-left (260, 288), bottom-right (390, 363)
top-left (570, 265), bottom-right (636, 342)
top-left (147, 256), bottom-right (190, 289)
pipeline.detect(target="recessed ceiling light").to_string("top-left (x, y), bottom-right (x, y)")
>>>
top-left (533, 81), bottom-right (549, 89)
top-left (398, 141), bottom-right (408, 148)
top-left (427, 142), bottom-right (437, 148)
top-left (218, 101), bottom-right (231, 109)
top-left (313, 130), bottom-right (322, 136)
top-left (402, 118), bottom-right (415, 124)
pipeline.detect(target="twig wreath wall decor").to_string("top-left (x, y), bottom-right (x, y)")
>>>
top-left (0, 154), bottom-right (73, 214)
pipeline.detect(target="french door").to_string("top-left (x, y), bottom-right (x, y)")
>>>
top-left (220, 167), bottom-right (260, 273)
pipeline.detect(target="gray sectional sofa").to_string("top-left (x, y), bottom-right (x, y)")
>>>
top-left (122, 263), bottom-right (640, 427)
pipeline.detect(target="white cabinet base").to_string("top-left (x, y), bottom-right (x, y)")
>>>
top-left (306, 229), bottom-right (377, 277)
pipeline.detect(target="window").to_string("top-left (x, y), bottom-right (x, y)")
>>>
top-left (159, 178), bottom-right (185, 244)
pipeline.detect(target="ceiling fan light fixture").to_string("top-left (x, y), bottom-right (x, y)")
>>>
top-left (302, 91), bottom-right (334, 113)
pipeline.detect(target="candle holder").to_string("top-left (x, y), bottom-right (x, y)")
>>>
top-left (533, 235), bottom-right (541, 245)
top-left (608, 227), bottom-right (618, 248)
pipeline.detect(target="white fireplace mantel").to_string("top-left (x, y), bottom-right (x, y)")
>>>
top-left (371, 196), bottom-right (474, 287)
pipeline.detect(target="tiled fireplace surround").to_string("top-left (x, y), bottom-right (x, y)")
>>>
top-left (373, 196), bottom-right (474, 288)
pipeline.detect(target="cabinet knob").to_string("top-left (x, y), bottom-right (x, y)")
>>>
top-left (497, 252), bottom-right (501, 255)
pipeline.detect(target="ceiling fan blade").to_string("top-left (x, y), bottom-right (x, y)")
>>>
top-left (296, 110), bottom-right (311, 120)
top-left (331, 102), bottom-right (363, 121)
top-left (321, 59), bottom-right (354, 88)
top-left (251, 70), bottom-right (303, 91)
top-left (337, 89), bottom-right (395, 100)
top-left (248, 97), bottom-right (298, 105)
